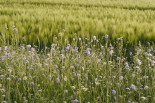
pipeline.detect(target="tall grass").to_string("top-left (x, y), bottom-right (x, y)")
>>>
top-left (0, 0), bottom-right (155, 102)
top-left (0, 0), bottom-right (155, 48)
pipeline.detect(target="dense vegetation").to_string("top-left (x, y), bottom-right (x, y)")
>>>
top-left (0, 38), bottom-right (155, 103)
top-left (0, 0), bottom-right (155, 103)
top-left (0, 0), bottom-right (155, 48)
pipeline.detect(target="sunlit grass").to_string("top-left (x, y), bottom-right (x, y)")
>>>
top-left (0, 0), bottom-right (155, 102)
top-left (0, 0), bottom-right (155, 48)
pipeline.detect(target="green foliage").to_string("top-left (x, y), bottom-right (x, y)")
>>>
top-left (0, 39), bottom-right (154, 102)
top-left (0, 0), bottom-right (155, 48)
top-left (0, 1), bottom-right (155, 102)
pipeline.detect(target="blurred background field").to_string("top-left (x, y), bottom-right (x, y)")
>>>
top-left (0, 0), bottom-right (155, 48)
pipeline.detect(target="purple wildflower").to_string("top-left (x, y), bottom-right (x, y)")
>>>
top-left (56, 78), bottom-right (59, 83)
top-left (93, 36), bottom-right (96, 40)
top-left (130, 84), bottom-right (137, 91)
top-left (112, 90), bottom-right (116, 95)
top-left (72, 86), bottom-right (75, 90)
top-left (70, 66), bottom-right (74, 69)
top-left (119, 76), bottom-right (123, 80)
top-left (26, 45), bottom-right (31, 48)
top-left (0, 75), bottom-right (4, 78)
top-left (71, 99), bottom-right (79, 102)
top-left (110, 50), bottom-right (114, 55)
top-left (1, 56), bottom-right (6, 60)
top-left (137, 59), bottom-right (142, 65)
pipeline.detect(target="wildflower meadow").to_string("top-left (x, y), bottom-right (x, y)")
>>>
top-left (0, 0), bottom-right (155, 103)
